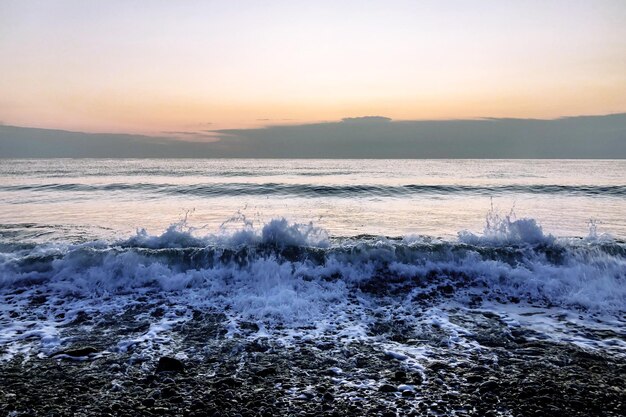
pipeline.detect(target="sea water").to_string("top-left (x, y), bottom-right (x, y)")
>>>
top-left (0, 159), bottom-right (624, 360)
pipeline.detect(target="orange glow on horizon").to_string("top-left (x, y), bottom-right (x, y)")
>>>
top-left (0, 0), bottom-right (625, 136)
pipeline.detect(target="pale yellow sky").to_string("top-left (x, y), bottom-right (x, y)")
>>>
top-left (1, 0), bottom-right (625, 136)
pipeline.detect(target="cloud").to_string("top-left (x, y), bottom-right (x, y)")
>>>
top-left (1, 114), bottom-right (625, 158)
top-left (161, 131), bottom-right (200, 135)
top-left (211, 113), bottom-right (626, 158)
top-left (160, 130), bottom-right (221, 143)
top-left (341, 116), bottom-right (392, 123)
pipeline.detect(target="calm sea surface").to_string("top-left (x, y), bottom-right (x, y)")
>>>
top-left (0, 159), bottom-right (624, 241)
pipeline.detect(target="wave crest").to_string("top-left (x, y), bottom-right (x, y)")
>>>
top-left (458, 204), bottom-right (554, 245)
top-left (1, 216), bottom-right (624, 318)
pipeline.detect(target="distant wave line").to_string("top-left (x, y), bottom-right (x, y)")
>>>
top-left (2, 182), bottom-right (626, 197)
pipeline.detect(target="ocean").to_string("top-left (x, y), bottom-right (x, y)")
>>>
top-left (1, 158), bottom-right (625, 415)
top-left (1, 159), bottom-right (625, 240)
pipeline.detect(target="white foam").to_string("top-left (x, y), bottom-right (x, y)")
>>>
top-left (458, 204), bottom-right (554, 245)
top-left (1, 216), bottom-right (624, 362)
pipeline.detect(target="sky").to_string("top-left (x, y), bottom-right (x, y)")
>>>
top-left (1, 0), bottom-right (626, 136)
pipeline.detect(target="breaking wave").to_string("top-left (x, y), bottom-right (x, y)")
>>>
top-left (1, 214), bottom-right (624, 324)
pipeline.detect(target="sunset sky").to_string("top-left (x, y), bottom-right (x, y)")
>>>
top-left (1, 0), bottom-right (625, 135)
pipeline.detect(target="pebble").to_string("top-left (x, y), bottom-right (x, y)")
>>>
top-left (378, 384), bottom-right (397, 393)
top-left (155, 357), bottom-right (185, 373)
